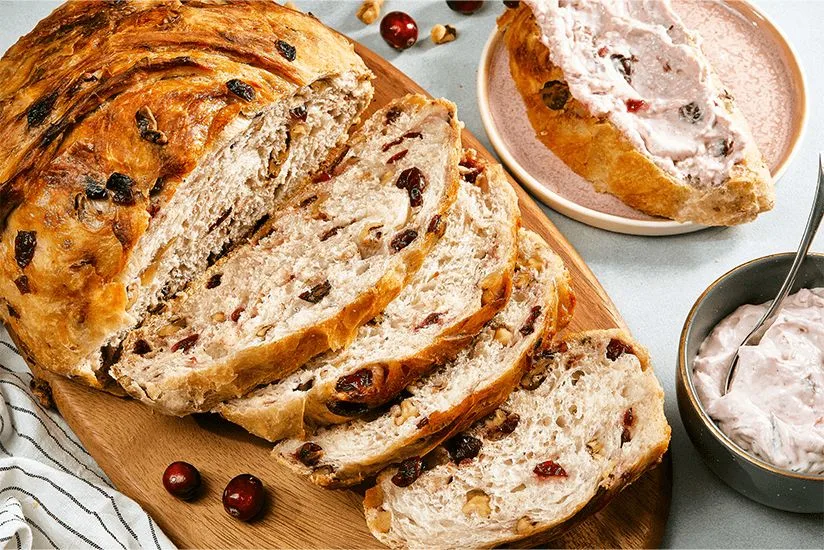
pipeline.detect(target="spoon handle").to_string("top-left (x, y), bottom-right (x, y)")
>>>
top-left (723, 155), bottom-right (824, 394)
top-left (760, 156), bottom-right (824, 328)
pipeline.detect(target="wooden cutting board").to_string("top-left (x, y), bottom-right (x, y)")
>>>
top-left (36, 40), bottom-right (672, 549)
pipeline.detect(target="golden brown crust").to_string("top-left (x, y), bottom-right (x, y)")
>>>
top-left (498, 5), bottom-right (773, 226)
top-left (0, 0), bottom-right (371, 387)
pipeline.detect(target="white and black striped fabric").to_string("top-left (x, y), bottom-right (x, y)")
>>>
top-left (0, 327), bottom-right (175, 550)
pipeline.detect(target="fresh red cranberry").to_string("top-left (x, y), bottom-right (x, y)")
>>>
top-left (223, 474), bottom-right (265, 521)
top-left (447, 1), bottom-right (483, 14)
top-left (162, 461), bottom-right (201, 500)
top-left (380, 11), bottom-right (418, 51)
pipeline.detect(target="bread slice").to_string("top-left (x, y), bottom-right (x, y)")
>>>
top-left (111, 95), bottom-right (462, 415)
top-left (274, 229), bottom-right (574, 487)
top-left (364, 330), bottom-right (671, 549)
top-left (0, 1), bottom-right (373, 389)
top-left (216, 150), bottom-right (521, 441)
top-left (498, 1), bottom-right (773, 225)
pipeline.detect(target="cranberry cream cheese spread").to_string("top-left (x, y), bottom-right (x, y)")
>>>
top-left (693, 288), bottom-right (824, 475)
top-left (523, 0), bottom-right (748, 187)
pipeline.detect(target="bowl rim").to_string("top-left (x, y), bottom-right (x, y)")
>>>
top-left (679, 251), bottom-right (824, 481)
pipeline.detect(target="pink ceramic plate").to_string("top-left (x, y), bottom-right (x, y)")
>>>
top-left (479, 0), bottom-right (808, 236)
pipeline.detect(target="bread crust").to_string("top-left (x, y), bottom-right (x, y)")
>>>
top-left (0, 0), bottom-right (372, 388)
top-left (498, 5), bottom-right (773, 226)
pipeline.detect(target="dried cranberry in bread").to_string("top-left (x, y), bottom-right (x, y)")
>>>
top-left (0, 1), bottom-right (373, 388)
top-left (216, 150), bottom-right (521, 440)
top-left (113, 95), bottom-right (462, 415)
top-left (499, 1), bottom-right (773, 225)
top-left (364, 330), bottom-right (671, 549)
top-left (274, 229), bottom-right (574, 487)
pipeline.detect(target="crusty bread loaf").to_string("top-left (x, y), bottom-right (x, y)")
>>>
top-left (499, 1), bottom-right (773, 225)
top-left (216, 150), bottom-right (521, 441)
top-left (274, 229), bottom-right (574, 487)
top-left (0, 1), bottom-right (373, 389)
top-left (112, 95), bottom-right (462, 415)
top-left (364, 330), bottom-right (671, 549)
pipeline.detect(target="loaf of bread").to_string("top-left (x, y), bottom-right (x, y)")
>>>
top-left (217, 150), bottom-right (521, 441)
top-left (499, 1), bottom-right (773, 225)
top-left (0, 1), bottom-right (373, 389)
top-left (112, 95), bottom-right (462, 415)
top-left (274, 230), bottom-right (574, 487)
top-left (364, 330), bottom-right (671, 549)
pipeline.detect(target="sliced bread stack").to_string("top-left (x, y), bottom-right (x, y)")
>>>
top-left (274, 229), bottom-right (574, 487)
top-left (364, 330), bottom-right (671, 549)
top-left (216, 150), bottom-right (522, 441)
top-left (112, 96), bottom-right (463, 415)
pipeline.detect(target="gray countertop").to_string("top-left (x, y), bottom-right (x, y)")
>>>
top-left (1, 1), bottom-right (821, 548)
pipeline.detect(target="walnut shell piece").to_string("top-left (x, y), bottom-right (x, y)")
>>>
top-left (431, 24), bottom-right (457, 45)
top-left (356, 0), bottom-right (384, 25)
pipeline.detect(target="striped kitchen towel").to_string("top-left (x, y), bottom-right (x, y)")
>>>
top-left (0, 327), bottom-right (175, 550)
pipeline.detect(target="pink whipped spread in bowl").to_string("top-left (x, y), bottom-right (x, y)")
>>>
top-left (692, 288), bottom-right (824, 475)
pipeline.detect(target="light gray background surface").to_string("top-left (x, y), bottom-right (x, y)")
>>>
top-left (1, 1), bottom-right (822, 548)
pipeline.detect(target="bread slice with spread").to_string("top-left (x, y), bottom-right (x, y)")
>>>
top-left (498, 0), bottom-right (773, 225)
top-left (274, 230), bottom-right (574, 488)
top-left (112, 95), bottom-right (462, 415)
top-left (216, 150), bottom-right (520, 441)
top-left (364, 330), bottom-right (670, 549)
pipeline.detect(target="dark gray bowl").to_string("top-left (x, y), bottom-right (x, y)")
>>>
top-left (677, 252), bottom-right (824, 513)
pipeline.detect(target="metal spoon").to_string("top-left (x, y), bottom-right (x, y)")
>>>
top-left (723, 154), bottom-right (824, 395)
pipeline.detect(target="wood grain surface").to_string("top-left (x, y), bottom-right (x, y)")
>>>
top-left (35, 40), bottom-right (672, 549)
